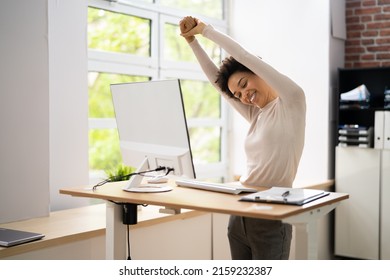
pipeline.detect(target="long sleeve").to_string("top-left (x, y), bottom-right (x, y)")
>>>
top-left (188, 39), bottom-right (219, 89)
top-left (201, 25), bottom-right (304, 102)
top-left (188, 25), bottom-right (305, 122)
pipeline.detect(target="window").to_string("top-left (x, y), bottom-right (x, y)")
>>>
top-left (88, 72), bottom-right (149, 172)
top-left (88, 0), bottom-right (228, 182)
top-left (163, 22), bottom-right (221, 64)
top-left (160, 0), bottom-right (224, 20)
top-left (88, 8), bottom-right (151, 56)
top-left (180, 80), bottom-right (221, 165)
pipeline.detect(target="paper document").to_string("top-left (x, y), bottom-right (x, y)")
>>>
top-left (239, 187), bottom-right (329, 206)
top-left (340, 84), bottom-right (370, 101)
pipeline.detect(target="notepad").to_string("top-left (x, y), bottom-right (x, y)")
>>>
top-left (239, 187), bottom-right (330, 206)
top-left (0, 228), bottom-right (45, 247)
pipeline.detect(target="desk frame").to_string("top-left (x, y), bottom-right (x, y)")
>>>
top-left (60, 180), bottom-right (347, 260)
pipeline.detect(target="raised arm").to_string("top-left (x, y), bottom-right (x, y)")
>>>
top-left (179, 17), bottom-right (220, 91)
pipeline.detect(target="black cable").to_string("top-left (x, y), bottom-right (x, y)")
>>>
top-left (92, 166), bottom-right (173, 191)
top-left (106, 200), bottom-right (143, 260)
top-left (127, 224), bottom-right (131, 260)
top-left (164, 167), bottom-right (175, 176)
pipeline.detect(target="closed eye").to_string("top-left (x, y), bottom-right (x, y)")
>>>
top-left (234, 80), bottom-right (247, 100)
top-left (234, 92), bottom-right (242, 99)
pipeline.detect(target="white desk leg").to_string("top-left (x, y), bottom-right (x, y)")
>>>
top-left (293, 220), bottom-right (318, 259)
top-left (283, 203), bottom-right (339, 260)
top-left (106, 201), bottom-right (126, 260)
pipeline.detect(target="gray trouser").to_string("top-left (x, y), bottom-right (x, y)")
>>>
top-left (227, 215), bottom-right (292, 260)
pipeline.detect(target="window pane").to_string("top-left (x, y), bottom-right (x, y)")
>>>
top-left (88, 73), bottom-right (149, 172)
top-left (164, 23), bottom-right (221, 64)
top-left (88, 7), bottom-right (151, 56)
top-left (180, 80), bottom-right (220, 119)
top-left (88, 72), bottom-right (149, 118)
top-left (160, 0), bottom-right (224, 19)
top-left (89, 129), bottom-right (122, 171)
top-left (189, 127), bottom-right (221, 163)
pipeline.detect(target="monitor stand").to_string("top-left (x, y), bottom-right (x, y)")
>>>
top-left (122, 158), bottom-right (173, 193)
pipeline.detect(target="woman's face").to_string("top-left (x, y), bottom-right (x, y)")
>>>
top-left (227, 71), bottom-right (276, 108)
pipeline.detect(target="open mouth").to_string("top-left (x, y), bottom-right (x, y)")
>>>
top-left (250, 92), bottom-right (256, 103)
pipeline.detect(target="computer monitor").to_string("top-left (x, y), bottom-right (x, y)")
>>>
top-left (111, 79), bottom-right (196, 192)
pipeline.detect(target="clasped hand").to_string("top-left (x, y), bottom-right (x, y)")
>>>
top-left (179, 16), bottom-right (207, 42)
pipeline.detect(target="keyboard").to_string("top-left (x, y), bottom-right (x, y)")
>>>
top-left (175, 178), bottom-right (258, 195)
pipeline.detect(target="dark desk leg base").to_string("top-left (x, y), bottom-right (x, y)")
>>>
top-left (122, 203), bottom-right (138, 225)
top-left (122, 203), bottom-right (137, 260)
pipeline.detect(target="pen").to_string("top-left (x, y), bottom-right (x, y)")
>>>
top-left (281, 190), bottom-right (290, 197)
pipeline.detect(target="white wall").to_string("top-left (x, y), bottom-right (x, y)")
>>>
top-left (0, 0), bottom-right (50, 223)
top-left (0, 0), bottom-right (90, 223)
top-left (48, 0), bottom-right (90, 211)
top-left (229, 0), bottom-right (345, 186)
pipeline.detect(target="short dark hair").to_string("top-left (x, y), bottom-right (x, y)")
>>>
top-left (215, 56), bottom-right (253, 99)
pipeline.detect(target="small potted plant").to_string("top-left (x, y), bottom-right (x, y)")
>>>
top-left (105, 164), bottom-right (135, 182)
top-left (105, 164), bottom-right (142, 212)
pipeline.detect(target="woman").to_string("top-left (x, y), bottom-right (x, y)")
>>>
top-left (180, 16), bottom-right (306, 260)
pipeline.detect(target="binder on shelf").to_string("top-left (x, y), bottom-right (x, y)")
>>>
top-left (338, 142), bottom-right (371, 148)
top-left (339, 84), bottom-right (370, 109)
top-left (375, 111), bottom-right (384, 149)
top-left (338, 125), bottom-right (373, 148)
top-left (338, 136), bottom-right (369, 142)
top-left (338, 125), bottom-right (372, 135)
top-left (384, 87), bottom-right (390, 109)
top-left (385, 111), bottom-right (390, 150)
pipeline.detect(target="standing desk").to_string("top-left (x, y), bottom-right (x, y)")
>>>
top-left (60, 179), bottom-right (348, 260)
